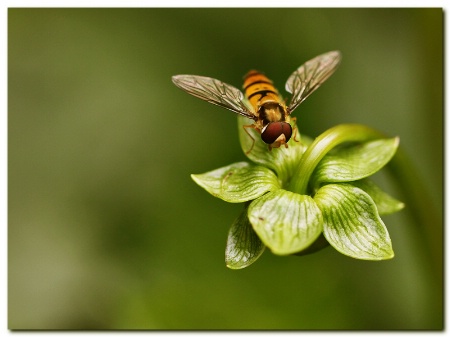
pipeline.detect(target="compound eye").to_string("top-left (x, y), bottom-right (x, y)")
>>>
top-left (261, 122), bottom-right (292, 144)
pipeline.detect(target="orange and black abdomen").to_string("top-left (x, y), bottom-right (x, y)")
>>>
top-left (243, 70), bottom-right (282, 112)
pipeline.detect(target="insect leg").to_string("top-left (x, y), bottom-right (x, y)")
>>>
top-left (243, 124), bottom-right (259, 154)
top-left (291, 117), bottom-right (300, 143)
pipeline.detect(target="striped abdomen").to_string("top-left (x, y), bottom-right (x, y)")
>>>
top-left (243, 70), bottom-right (288, 125)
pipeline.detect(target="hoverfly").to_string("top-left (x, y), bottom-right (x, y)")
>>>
top-left (172, 51), bottom-right (341, 153)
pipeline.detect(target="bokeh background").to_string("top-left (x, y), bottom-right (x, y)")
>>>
top-left (8, 8), bottom-right (443, 329)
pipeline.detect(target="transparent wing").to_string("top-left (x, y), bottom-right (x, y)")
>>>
top-left (172, 74), bottom-right (256, 120)
top-left (286, 51), bottom-right (341, 114)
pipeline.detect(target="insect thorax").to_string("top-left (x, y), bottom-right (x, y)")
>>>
top-left (258, 101), bottom-right (288, 125)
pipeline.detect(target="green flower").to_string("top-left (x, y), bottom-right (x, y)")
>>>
top-left (192, 117), bottom-right (404, 269)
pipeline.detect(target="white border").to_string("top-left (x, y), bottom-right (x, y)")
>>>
top-left (2, 3), bottom-right (447, 335)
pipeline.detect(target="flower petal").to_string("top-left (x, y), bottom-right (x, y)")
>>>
top-left (248, 189), bottom-right (323, 255)
top-left (293, 234), bottom-right (330, 256)
top-left (351, 179), bottom-right (405, 215)
top-left (238, 116), bottom-right (306, 184)
top-left (313, 137), bottom-right (399, 185)
top-left (314, 184), bottom-right (394, 260)
top-left (191, 162), bottom-right (280, 203)
top-left (225, 204), bottom-right (265, 269)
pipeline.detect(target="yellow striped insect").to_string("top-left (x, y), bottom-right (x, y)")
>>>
top-left (172, 51), bottom-right (341, 153)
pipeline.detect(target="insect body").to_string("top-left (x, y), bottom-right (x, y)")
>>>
top-left (172, 51), bottom-right (341, 152)
top-left (243, 70), bottom-right (292, 147)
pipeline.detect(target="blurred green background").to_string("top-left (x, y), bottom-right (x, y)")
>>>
top-left (8, 8), bottom-right (443, 329)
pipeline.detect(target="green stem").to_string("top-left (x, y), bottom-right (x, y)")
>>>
top-left (388, 148), bottom-right (442, 282)
top-left (289, 124), bottom-right (383, 194)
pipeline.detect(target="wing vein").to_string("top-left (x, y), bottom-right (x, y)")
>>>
top-left (172, 74), bottom-right (256, 120)
top-left (286, 51), bottom-right (341, 114)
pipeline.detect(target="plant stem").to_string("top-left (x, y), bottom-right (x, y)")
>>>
top-left (289, 124), bottom-right (383, 194)
top-left (388, 148), bottom-right (442, 281)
